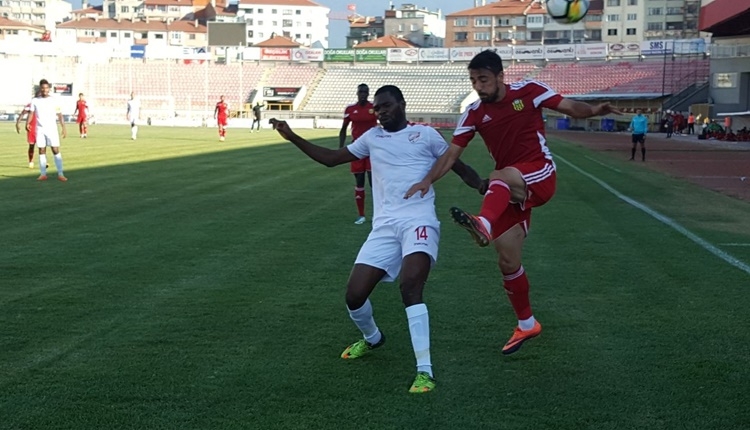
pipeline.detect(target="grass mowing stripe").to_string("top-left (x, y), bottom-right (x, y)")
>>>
top-left (556, 153), bottom-right (750, 276)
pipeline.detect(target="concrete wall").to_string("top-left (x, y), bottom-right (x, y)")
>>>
top-left (708, 56), bottom-right (750, 116)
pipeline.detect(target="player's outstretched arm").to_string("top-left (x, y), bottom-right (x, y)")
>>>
top-left (338, 119), bottom-right (350, 149)
top-left (555, 98), bottom-right (623, 119)
top-left (404, 144), bottom-right (465, 198)
top-left (270, 119), bottom-right (357, 167)
top-left (451, 159), bottom-right (488, 195)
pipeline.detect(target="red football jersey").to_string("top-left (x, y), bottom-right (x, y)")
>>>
top-left (23, 103), bottom-right (36, 142)
top-left (452, 80), bottom-right (564, 169)
top-left (344, 101), bottom-right (378, 141)
top-left (76, 100), bottom-right (88, 118)
top-left (216, 101), bottom-right (228, 118)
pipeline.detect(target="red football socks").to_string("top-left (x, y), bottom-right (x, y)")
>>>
top-left (503, 266), bottom-right (532, 320)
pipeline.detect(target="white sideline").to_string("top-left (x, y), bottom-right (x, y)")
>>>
top-left (556, 154), bottom-right (750, 276)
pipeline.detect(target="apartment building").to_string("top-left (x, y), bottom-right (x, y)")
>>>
top-left (602, 0), bottom-right (701, 43)
top-left (236, 0), bottom-right (330, 48)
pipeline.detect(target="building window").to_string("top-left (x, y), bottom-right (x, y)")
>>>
top-left (257, 8), bottom-right (263, 13)
top-left (35, 1), bottom-right (44, 6)
top-left (628, 0), bottom-right (637, 4)
top-left (666, 7), bottom-right (682, 15)
top-left (666, 21), bottom-right (683, 30)
top-left (283, 9), bottom-right (292, 15)
top-left (295, 9), bottom-right (301, 15)
top-left (258, 20), bottom-right (263, 25)
top-left (398, 24), bottom-right (403, 31)
top-left (497, 18), bottom-right (510, 26)
top-left (99, 31), bottom-right (106, 37)
top-left (272, 21), bottom-right (277, 26)
top-left (283, 19), bottom-right (292, 27)
top-left (110, 32), bottom-right (117, 37)
top-left (647, 22), bottom-right (663, 30)
top-left (648, 8), bottom-right (662, 15)
top-left (140, 32), bottom-right (147, 38)
top-left (607, 14), bottom-right (620, 22)
top-left (474, 17), bottom-right (491, 27)
top-left (123, 32), bottom-right (131, 38)
top-left (454, 31), bottom-right (467, 41)
top-left (627, 13), bottom-right (637, 20)
top-left (155, 33), bottom-right (164, 39)
top-left (305, 33), bottom-right (310, 39)
top-left (258, 32), bottom-right (263, 38)
top-left (585, 14), bottom-right (602, 22)
top-left (247, 8), bottom-right (253, 13)
top-left (626, 28), bottom-right (636, 35)
top-left (454, 17), bottom-right (468, 26)
top-left (606, 0), bottom-right (620, 6)
top-left (157, 5), bottom-right (166, 11)
top-left (607, 28), bottom-right (617, 36)
top-left (529, 31), bottom-right (542, 40)
top-left (306, 22), bottom-right (311, 27)
top-left (282, 31), bottom-right (290, 37)
top-left (410, 23), bottom-right (418, 31)
top-left (247, 18), bottom-right (253, 25)
top-left (169, 6), bottom-right (178, 12)
top-left (590, 29), bottom-right (601, 40)
top-left (121, 5), bottom-right (128, 12)
top-left (474, 32), bottom-right (490, 40)
top-left (271, 8), bottom-right (277, 14)
top-left (171, 32), bottom-right (181, 40)
top-left (526, 15), bottom-right (542, 24)
top-left (295, 33), bottom-right (300, 39)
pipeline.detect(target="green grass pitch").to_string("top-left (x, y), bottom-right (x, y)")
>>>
top-left (1, 123), bottom-right (749, 429)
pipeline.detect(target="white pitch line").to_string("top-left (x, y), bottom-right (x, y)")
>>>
top-left (686, 175), bottom-right (748, 180)
top-left (556, 154), bottom-right (750, 276)
top-left (720, 243), bottom-right (750, 247)
top-left (583, 155), bottom-right (622, 173)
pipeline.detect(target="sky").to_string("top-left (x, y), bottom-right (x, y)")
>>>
top-left (64, 0), bottom-right (476, 48)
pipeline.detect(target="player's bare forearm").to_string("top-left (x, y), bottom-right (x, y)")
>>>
top-left (451, 159), bottom-right (485, 191)
top-left (426, 144), bottom-right (464, 184)
top-left (338, 129), bottom-right (347, 149)
top-left (555, 98), bottom-right (621, 119)
top-left (289, 133), bottom-right (356, 167)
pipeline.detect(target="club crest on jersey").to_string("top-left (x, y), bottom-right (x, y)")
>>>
top-left (512, 99), bottom-right (524, 111)
top-left (368, 109), bottom-right (374, 114)
top-left (408, 132), bottom-right (421, 143)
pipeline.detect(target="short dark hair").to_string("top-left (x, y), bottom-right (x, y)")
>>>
top-left (468, 50), bottom-right (504, 75)
top-left (358, 83), bottom-right (369, 90)
top-left (39, 79), bottom-right (50, 86)
top-left (374, 85), bottom-right (404, 103)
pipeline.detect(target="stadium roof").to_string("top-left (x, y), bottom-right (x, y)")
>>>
top-left (57, 17), bottom-right (207, 33)
top-left (355, 35), bottom-right (417, 49)
top-left (237, 0), bottom-right (323, 7)
top-left (699, 0), bottom-right (750, 37)
top-left (254, 34), bottom-right (300, 47)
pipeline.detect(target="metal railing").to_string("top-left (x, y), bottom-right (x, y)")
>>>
top-left (710, 44), bottom-right (750, 58)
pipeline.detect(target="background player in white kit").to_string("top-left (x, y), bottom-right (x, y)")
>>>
top-left (270, 85), bottom-right (486, 393)
top-left (126, 92), bottom-right (140, 140)
top-left (25, 79), bottom-right (67, 182)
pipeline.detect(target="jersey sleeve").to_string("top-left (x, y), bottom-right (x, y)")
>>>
top-left (425, 126), bottom-right (449, 158)
top-left (343, 105), bottom-right (351, 119)
top-left (451, 105), bottom-right (478, 148)
top-left (346, 128), bottom-right (371, 159)
top-left (529, 81), bottom-right (563, 109)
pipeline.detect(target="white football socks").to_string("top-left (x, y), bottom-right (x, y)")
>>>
top-left (39, 154), bottom-right (47, 176)
top-left (406, 303), bottom-right (432, 377)
top-left (348, 299), bottom-right (381, 345)
top-left (519, 316), bottom-right (536, 331)
top-left (54, 153), bottom-right (63, 176)
top-left (479, 216), bottom-right (492, 235)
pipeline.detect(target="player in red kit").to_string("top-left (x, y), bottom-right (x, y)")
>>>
top-left (214, 95), bottom-right (229, 141)
top-left (406, 51), bottom-right (621, 355)
top-left (16, 100), bottom-right (38, 168)
top-left (339, 84), bottom-right (378, 224)
top-left (73, 93), bottom-right (89, 138)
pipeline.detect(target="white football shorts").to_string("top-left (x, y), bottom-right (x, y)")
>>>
top-left (355, 222), bottom-right (440, 282)
top-left (35, 129), bottom-right (60, 148)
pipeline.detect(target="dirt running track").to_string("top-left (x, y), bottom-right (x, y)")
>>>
top-left (548, 131), bottom-right (750, 201)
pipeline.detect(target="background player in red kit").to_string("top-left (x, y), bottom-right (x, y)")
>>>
top-left (73, 93), bottom-right (89, 138)
top-left (214, 95), bottom-right (229, 141)
top-left (16, 99), bottom-right (38, 168)
top-left (407, 50), bottom-right (621, 355)
top-left (339, 84), bottom-right (378, 225)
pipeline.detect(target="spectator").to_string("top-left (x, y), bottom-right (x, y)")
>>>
top-left (687, 112), bottom-right (695, 135)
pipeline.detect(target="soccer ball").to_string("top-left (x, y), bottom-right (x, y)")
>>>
top-left (545, 0), bottom-right (590, 24)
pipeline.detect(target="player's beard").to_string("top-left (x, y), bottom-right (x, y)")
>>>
top-left (479, 87), bottom-right (500, 103)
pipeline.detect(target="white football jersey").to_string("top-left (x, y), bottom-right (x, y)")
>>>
top-left (347, 124), bottom-right (449, 228)
top-left (30, 96), bottom-right (60, 130)
top-left (127, 98), bottom-right (140, 119)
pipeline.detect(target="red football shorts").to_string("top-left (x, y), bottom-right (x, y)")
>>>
top-left (350, 157), bottom-right (371, 174)
top-left (217, 116), bottom-right (228, 127)
top-left (491, 161), bottom-right (557, 239)
top-left (77, 116), bottom-right (87, 124)
top-left (27, 131), bottom-right (36, 145)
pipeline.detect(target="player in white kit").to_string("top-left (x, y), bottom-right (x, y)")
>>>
top-left (26, 79), bottom-right (67, 182)
top-left (126, 92), bottom-right (140, 140)
top-left (270, 85), bottom-right (487, 393)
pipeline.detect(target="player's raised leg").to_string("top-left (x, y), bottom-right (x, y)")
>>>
top-left (341, 263), bottom-right (387, 360)
top-left (495, 224), bottom-right (541, 355)
top-left (399, 251), bottom-right (436, 393)
top-left (450, 167), bottom-right (526, 247)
